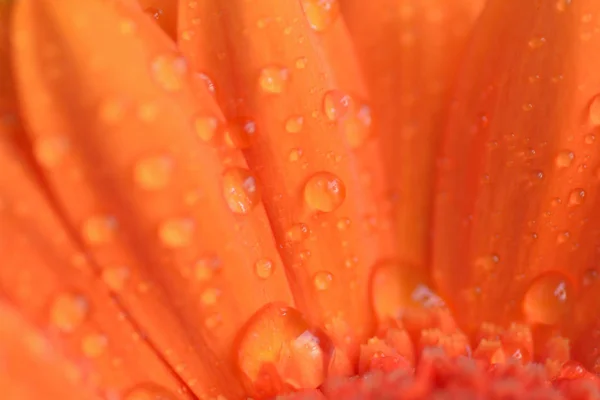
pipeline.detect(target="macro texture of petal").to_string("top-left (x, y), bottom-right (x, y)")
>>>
top-left (11, 0), bottom-right (296, 398)
top-left (434, 0), bottom-right (600, 345)
top-left (179, 0), bottom-right (394, 361)
top-left (137, 0), bottom-right (177, 39)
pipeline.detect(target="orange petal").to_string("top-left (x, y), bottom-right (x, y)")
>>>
top-left (434, 0), bottom-right (600, 333)
top-left (138, 0), bottom-right (177, 39)
top-left (341, 0), bottom-right (484, 271)
top-left (11, 0), bottom-right (294, 397)
top-left (179, 0), bottom-right (390, 359)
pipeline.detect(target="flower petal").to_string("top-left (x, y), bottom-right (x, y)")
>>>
top-left (341, 0), bottom-right (484, 270)
top-left (434, 0), bottom-right (600, 333)
top-left (137, 0), bottom-right (177, 39)
top-left (11, 0), bottom-right (294, 397)
top-left (179, 0), bottom-right (391, 359)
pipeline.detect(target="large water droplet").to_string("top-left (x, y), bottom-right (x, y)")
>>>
top-left (222, 168), bottom-right (260, 214)
top-left (151, 53), bottom-right (188, 91)
top-left (303, 172), bottom-right (346, 212)
top-left (259, 66), bottom-right (289, 94)
top-left (133, 155), bottom-right (174, 190)
top-left (568, 188), bottom-right (586, 206)
top-left (301, 0), bottom-right (340, 32)
top-left (49, 293), bottom-right (89, 333)
top-left (523, 271), bottom-right (573, 325)
top-left (82, 215), bottom-right (117, 244)
top-left (236, 303), bottom-right (330, 398)
top-left (158, 218), bottom-right (195, 248)
top-left (323, 90), bottom-right (351, 121)
top-left (555, 150), bottom-right (574, 169)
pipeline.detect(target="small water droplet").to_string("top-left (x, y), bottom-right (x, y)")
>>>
top-left (194, 256), bottom-right (222, 281)
top-left (555, 150), bottom-right (575, 168)
top-left (255, 258), bottom-right (274, 279)
top-left (81, 333), bottom-right (108, 358)
top-left (223, 118), bottom-right (257, 149)
top-left (523, 271), bottom-right (573, 325)
top-left (288, 148), bottom-right (304, 162)
top-left (285, 115), bottom-right (304, 133)
top-left (99, 99), bottom-right (126, 123)
top-left (193, 115), bottom-right (219, 142)
top-left (49, 293), bottom-right (89, 333)
top-left (222, 168), bottom-right (260, 214)
top-left (582, 268), bottom-right (598, 286)
top-left (259, 66), bottom-right (289, 94)
top-left (33, 136), bottom-right (69, 168)
top-left (194, 72), bottom-right (217, 96)
top-left (82, 215), bottom-right (117, 244)
top-left (158, 218), bottom-right (195, 248)
top-left (101, 266), bottom-right (130, 292)
top-left (323, 90), bottom-right (352, 121)
top-left (236, 304), bottom-right (328, 397)
top-left (303, 172), bottom-right (346, 212)
top-left (528, 37), bottom-right (546, 49)
top-left (301, 0), bottom-right (340, 32)
top-left (295, 57), bottom-right (308, 69)
top-left (133, 155), bottom-right (174, 190)
top-left (201, 288), bottom-right (220, 306)
top-left (151, 53), bottom-right (188, 91)
top-left (555, 0), bottom-right (572, 12)
top-left (313, 271), bottom-right (333, 291)
top-left (286, 223), bottom-right (311, 242)
top-left (568, 188), bottom-right (586, 206)
top-left (336, 217), bottom-right (351, 231)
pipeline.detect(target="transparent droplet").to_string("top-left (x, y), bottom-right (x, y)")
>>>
top-left (555, 0), bottom-right (572, 12)
top-left (344, 103), bottom-right (372, 148)
top-left (193, 115), bottom-right (219, 142)
top-left (222, 168), bottom-right (260, 214)
top-left (194, 255), bottom-right (222, 282)
top-left (133, 155), bottom-right (174, 190)
top-left (33, 136), bottom-right (69, 168)
top-left (288, 148), bottom-right (304, 162)
top-left (193, 72), bottom-right (217, 96)
top-left (82, 215), bottom-right (117, 244)
top-left (303, 172), bottom-right (346, 212)
top-left (236, 303), bottom-right (329, 398)
top-left (151, 52), bottom-right (188, 91)
top-left (49, 293), bottom-right (89, 333)
top-left (323, 90), bottom-right (352, 121)
top-left (101, 266), bottom-right (130, 292)
top-left (589, 94), bottom-right (600, 126)
top-left (255, 258), bottom-right (274, 279)
top-left (568, 188), bottom-right (586, 206)
top-left (201, 288), bottom-right (220, 306)
top-left (158, 218), bottom-right (195, 248)
top-left (336, 218), bottom-right (351, 231)
top-left (295, 57), bottom-right (308, 69)
top-left (223, 118), bottom-right (257, 149)
top-left (285, 115), bottom-right (304, 133)
top-left (301, 0), bottom-right (340, 32)
top-left (286, 223), bottom-right (311, 242)
top-left (259, 66), bottom-right (289, 94)
top-left (523, 271), bottom-right (573, 325)
top-left (555, 150), bottom-right (575, 168)
top-left (313, 271), bottom-right (333, 291)
top-left (528, 37), bottom-right (546, 49)
top-left (81, 333), bottom-right (108, 358)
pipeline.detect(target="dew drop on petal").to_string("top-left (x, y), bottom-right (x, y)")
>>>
top-left (301, 0), bottom-right (340, 32)
top-left (323, 90), bottom-right (352, 121)
top-left (151, 53), bottom-right (188, 91)
top-left (303, 172), bottom-right (346, 212)
top-left (523, 271), bottom-right (573, 325)
top-left (255, 258), bottom-right (274, 279)
top-left (589, 94), bottom-right (600, 126)
top-left (82, 215), bottom-right (117, 244)
top-left (568, 188), bottom-right (586, 206)
top-left (81, 333), bottom-right (108, 358)
top-left (555, 150), bottom-right (575, 169)
top-left (133, 155), bottom-right (174, 190)
top-left (201, 288), bottom-right (220, 306)
top-left (49, 293), bottom-right (89, 333)
top-left (259, 66), bottom-right (289, 94)
top-left (286, 223), bottom-right (311, 242)
top-left (295, 57), bottom-right (308, 69)
top-left (285, 115), bottom-right (304, 133)
top-left (158, 218), bottom-right (195, 248)
top-left (101, 266), bottom-right (130, 292)
top-left (193, 115), bottom-right (219, 142)
top-left (236, 304), bottom-right (329, 398)
top-left (194, 255), bottom-right (222, 282)
top-left (33, 136), bottom-right (69, 168)
top-left (288, 148), bottom-right (304, 162)
top-left (313, 271), bottom-right (333, 291)
top-left (222, 168), bottom-right (261, 214)
top-left (344, 103), bottom-right (372, 148)
top-left (223, 118), bottom-right (257, 149)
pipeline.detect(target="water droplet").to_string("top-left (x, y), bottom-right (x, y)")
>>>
top-left (236, 304), bottom-right (329, 398)
top-left (585, 134), bottom-right (596, 144)
top-left (259, 66), bottom-right (289, 94)
top-left (301, 0), bottom-right (340, 32)
top-left (81, 333), bottom-right (108, 358)
top-left (101, 266), bottom-right (130, 292)
top-left (285, 115), bottom-right (304, 133)
top-left (222, 168), bottom-right (260, 214)
top-left (194, 256), bottom-right (222, 281)
top-left (555, 150), bottom-right (574, 168)
top-left (82, 215), bottom-right (117, 244)
top-left (201, 288), bottom-right (220, 306)
top-left (151, 53), bottom-right (188, 91)
top-left (255, 258), bottom-right (274, 279)
top-left (33, 136), bottom-right (69, 168)
top-left (336, 218), bottom-right (351, 231)
top-left (589, 94), bottom-right (600, 126)
top-left (133, 155), bottom-right (174, 190)
top-left (144, 7), bottom-right (163, 22)
top-left (568, 188), bottom-right (586, 206)
top-left (523, 271), bottom-right (573, 325)
top-left (313, 271), bottom-right (333, 290)
top-left (555, 0), bottom-right (572, 12)
top-left (193, 115), bottom-right (219, 142)
top-left (528, 37), bottom-right (546, 49)
top-left (124, 384), bottom-right (176, 400)
top-left (295, 57), bottom-right (308, 69)
top-left (158, 218), bottom-right (195, 248)
top-left (344, 103), bottom-right (372, 148)
top-left (49, 293), bottom-right (89, 333)
top-left (582, 268), bottom-right (598, 287)
top-left (303, 172), bottom-right (346, 212)
top-left (286, 223), bottom-right (311, 242)
top-left (323, 90), bottom-right (352, 121)
top-left (193, 72), bottom-right (217, 96)
top-left (223, 118), bottom-right (257, 149)
top-left (288, 148), bottom-right (304, 162)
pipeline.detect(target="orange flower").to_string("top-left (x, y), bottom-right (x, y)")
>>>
top-left (2, 0), bottom-right (600, 398)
